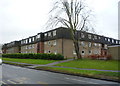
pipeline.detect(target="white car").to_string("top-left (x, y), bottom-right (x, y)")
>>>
top-left (0, 59), bottom-right (2, 64)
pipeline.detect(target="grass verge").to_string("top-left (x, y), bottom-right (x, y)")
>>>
top-left (3, 62), bottom-right (31, 67)
top-left (35, 66), bottom-right (120, 82)
top-left (3, 58), bottom-right (60, 65)
top-left (55, 59), bottom-right (119, 71)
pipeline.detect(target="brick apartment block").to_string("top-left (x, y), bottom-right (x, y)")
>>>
top-left (2, 27), bottom-right (120, 59)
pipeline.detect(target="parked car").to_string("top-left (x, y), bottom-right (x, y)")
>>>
top-left (0, 59), bottom-right (2, 64)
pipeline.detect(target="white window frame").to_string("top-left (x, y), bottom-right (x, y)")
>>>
top-left (26, 39), bottom-right (28, 44)
top-left (88, 42), bottom-right (91, 47)
top-left (44, 42), bottom-right (47, 45)
top-left (37, 34), bottom-right (40, 39)
top-left (81, 41), bottom-right (85, 46)
top-left (53, 30), bottom-right (56, 36)
top-left (44, 33), bottom-right (47, 37)
top-left (48, 32), bottom-right (51, 37)
top-left (53, 40), bottom-right (57, 46)
top-left (29, 38), bottom-right (31, 43)
top-left (98, 44), bottom-right (101, 47)
top-left (94, 43), bottom-right (97, 47)
top-left (88, 34), bottom-right (92, 39)
top-left (32, 45), bottom-right (34, 48)
top-left (94, 35), bottom-right (97, 39)
top-left (81, 33), bottom-right (85, 38)
top-left (48, 41), bottom-right (51, 45)
top-left (32, 37), bottom-right (35, 41)
top-left (105, 44), bottom-right (108, 49)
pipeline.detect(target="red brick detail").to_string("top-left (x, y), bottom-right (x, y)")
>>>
top-left (37, 42), bottom-right (44, 53)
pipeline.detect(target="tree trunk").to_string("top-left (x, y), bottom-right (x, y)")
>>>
top-left (73, 40), bottom-right (82, 59)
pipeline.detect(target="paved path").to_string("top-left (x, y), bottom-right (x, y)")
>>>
top-left (3, 59), bottom-right (120, 72)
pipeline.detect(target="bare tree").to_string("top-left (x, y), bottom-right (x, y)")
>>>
top-left (48, 0), bottom-right (92, 59)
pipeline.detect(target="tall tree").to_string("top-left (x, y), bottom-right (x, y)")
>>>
top-left (48, 0), bottom-right (92, 59)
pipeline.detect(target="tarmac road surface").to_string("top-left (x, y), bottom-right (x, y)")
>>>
top-left (2, 64), bottom-right (119, 85)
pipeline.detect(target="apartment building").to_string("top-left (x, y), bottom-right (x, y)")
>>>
top-left (2, 41), bottom-right (20, 54)
top-left (43, 27), bottom-right (119, 58)
top-left (20, 33), bottom-right (44, 53)
top-left (2, 27), bottom-right (120, 58)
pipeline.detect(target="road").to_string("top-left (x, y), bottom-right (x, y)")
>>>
top-left (2, 64), bottom-right (119, 85)
top-left (0, 65), bottom-right (2, 85)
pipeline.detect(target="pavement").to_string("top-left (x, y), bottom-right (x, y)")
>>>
top-left (2, 64), bottom-right (119, 84)
top-left (3, 59), bottom-right (120, 72)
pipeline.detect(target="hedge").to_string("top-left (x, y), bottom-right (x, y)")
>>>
top-left (2, 53), bottom-right (64, 60)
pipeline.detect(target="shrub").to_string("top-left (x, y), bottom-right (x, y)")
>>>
top-left (2, 53), bottom-right (64, 60)
top-left (88, 54), bottom-right (112, 60)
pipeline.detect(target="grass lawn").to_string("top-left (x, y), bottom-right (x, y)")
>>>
top-left (35, 66), bottom-right (119, 80)
top-left (2, 58), bottom-right (60, 65)
top-left (55, 59), bottom-right (119, 71)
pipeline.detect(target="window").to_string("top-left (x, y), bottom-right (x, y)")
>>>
top-left (104, 44), bottom-right (107, 49)
top-left (53, 40), bottom-right (57, 46)
top-left (29, 38), bottom-right (31, 43)
top-left (29, 45), bottom-right (32, 49)
top-left (98, 44), bottom-right (101, 47)
top-left (81, 50), bottom-right (85, 55)
top-left (81, 33), bottom-right (85, 38)
top-left (44, 42), bottom-right (47, 45)
top-left (108, 38), bottom-right (110, 42)
top-left (44, 33), bottom-right (47, 37)
top-left (48, 32), bottom-right (51, 37)
top-left (99, 37), bottom-right (101, 39)
top-left (37, 34), bottom-right (40, 39)
top-left (21, 41), bottom-right (23, 44)
top-left (89, 50), bottom-right (92, 55)
top-left (53, 30), bottom-right (56, 36)
top-left (112, 39), bottom-right (114, 43)
top-left (88, 34), bottom-right (91, 39)
top-left (54, 51), bottom-right (57, 54)
top-left (26, 39), bottom-right (28, 44)
top-left (81, 41), bottom-right (85, 46)
top-left (32, 45), bottom-right (34, 48)
top-left (48, 41), bottom-right (51, 45)
top-left (48, 50), bottom-right (51, 53)
top-left (24, 40), bottom-right (26, 44)
top-left (116, 41), bottom-right (118, 44)
top-left (32, 37), bottom-right (35, 41)
top-left (88, 42), bottom-right (91, 47)
top-left (94, 43), bottom-right (97, 47)
top-left (94, 50), bottom-right (98, 54)
top-left (105, 38), bottom-right (107, 41)
top-left (94, 35), bottom-right (97, 39)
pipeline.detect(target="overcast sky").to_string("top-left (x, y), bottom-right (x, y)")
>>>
top-left (0, 0), bottom-right (119, 44)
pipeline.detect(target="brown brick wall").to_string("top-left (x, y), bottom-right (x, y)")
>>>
top-left (21, 44), bottom-right (37, 53)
